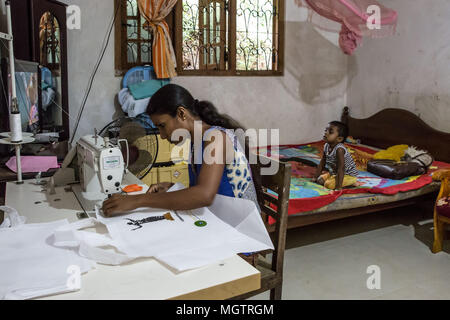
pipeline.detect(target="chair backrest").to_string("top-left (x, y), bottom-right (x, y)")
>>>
top-left (249, 155), bottom-right (291, 275)
top-left (433, 170), bottom-right (450, 199)
top-left (439, 177), bottom-right (450, 199)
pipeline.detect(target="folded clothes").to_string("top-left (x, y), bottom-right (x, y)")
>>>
top-left (128, 79), bottom-right (169, 100)
top-left (118, 88), bottom-right (151, 118)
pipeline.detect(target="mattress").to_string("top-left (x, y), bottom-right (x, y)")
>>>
top-left (255, 141), bottom-right (450, 220)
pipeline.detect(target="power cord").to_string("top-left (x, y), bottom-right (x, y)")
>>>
top-left (70, 2), bottom-right (120, 145)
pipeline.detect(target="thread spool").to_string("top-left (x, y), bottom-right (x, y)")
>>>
top-left (9, 113), bottom-right (22, 143)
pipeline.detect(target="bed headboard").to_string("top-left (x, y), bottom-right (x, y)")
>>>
top-left (341, 107), bottom-right (450, 163)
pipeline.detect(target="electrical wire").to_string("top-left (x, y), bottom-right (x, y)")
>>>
top-left (70, 3), bottom-right (120, 145)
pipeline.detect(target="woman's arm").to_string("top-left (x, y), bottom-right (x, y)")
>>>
top-left (101, 131), bottom-right (228, 216)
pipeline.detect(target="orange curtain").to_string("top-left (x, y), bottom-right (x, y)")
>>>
top-left (138, 0), bottom-right (178, 79)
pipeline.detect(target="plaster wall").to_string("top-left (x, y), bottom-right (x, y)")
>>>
top-left (347, 0), bottom-right (450, 133)
top-left (62, 0), bottom-right (348, 145)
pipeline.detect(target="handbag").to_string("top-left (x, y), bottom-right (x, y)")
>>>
top-left (401, 151), bottom-right (434, 170)
top-left (367, 159), bottom-right (426, 180)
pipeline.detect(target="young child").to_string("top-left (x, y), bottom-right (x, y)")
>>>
top-left (312, 121), bottom-right (359, 190)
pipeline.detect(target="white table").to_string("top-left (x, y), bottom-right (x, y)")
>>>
top-left (5, 179), bottom-right (260, 300)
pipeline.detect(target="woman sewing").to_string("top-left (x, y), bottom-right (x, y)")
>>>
top-left (101, 84), bottom-right (260, 217)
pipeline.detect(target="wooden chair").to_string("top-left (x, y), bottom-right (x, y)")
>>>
top-left (232, 156), bottom-right (291, 300)
top-left (432, 169), bottom-right (450, 253)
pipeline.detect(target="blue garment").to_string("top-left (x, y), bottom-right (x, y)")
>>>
top-left (189, 162), bottom-right (236, 198)
top-left (187, 126), bottom-right (259, 209)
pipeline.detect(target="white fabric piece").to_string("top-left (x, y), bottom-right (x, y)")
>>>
top-left (51, 183), bottom-right (273, 272)
top-left (0, 220), bottom-right (96, 300)
top-left (118, 88), bottom-right (151, 118)
top-left (0, 206), bottom-right (26, 228)
top-left (53, 218), bottom-right (133, 265)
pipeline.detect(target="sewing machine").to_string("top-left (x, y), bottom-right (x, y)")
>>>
top-left (51, 131), bottom-right (144, 216)
top-left (77, 134), bottom-right (127, 195)
top-left (71, 133), bottom-right (129, 215)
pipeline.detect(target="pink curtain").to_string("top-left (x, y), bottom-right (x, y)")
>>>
top-left (295, 0), bottom-right (398, 55)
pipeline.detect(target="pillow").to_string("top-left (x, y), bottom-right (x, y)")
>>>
top-left (436, 196), bottom-right (450, 218)
top-left (128, 79), bottom-right (166, 100)
top-left (373, 144), bottom-right (408, 162)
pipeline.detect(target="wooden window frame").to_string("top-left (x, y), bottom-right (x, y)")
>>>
top-left (114, 0), bottom-right (175, 76)
top-left (174, 0), bottom-right (285, 76)
top-left (115, 0), bottom-right (284, 77)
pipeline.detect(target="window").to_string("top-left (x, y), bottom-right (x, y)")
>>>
top-left (176, 0), bottom-right (284, 75)
top-left (115, 0), bottom-right (284, 76)
top-left (39, 12), bottom-right (61, 72)
top-left (115, 0), bottom-right (154, 74)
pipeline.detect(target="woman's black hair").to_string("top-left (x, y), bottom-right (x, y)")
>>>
top-left (147, 84), bottom-right (244, 130)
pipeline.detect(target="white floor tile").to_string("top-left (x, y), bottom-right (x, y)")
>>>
top-left (250, 206), bottom-right (450, 300)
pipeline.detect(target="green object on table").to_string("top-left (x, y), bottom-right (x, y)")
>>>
top-left (194, 220), bottom-right (207, 227)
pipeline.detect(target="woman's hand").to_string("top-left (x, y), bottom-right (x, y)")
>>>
top-left (147, 182), bottom-right (174, 194)
top-left (102, 194), bottom-right (139, 217)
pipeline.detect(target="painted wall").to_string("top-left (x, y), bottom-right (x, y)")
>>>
top-left (62, 0), bottom-right (348, 145)
top-left (0, 2), bottom-right (7, 60)
top-left (347, 0), bottom-right (450, 133)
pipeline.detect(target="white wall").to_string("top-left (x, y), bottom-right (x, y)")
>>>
top-left (63, 0), bottom-right (349, 145)
top-left (347, 0), bottom-right (450, 133)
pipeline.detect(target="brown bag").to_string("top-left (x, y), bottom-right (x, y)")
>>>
top-left (367, 159), bottom-right (426, 180)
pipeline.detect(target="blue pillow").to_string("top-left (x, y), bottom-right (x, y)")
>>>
top-left (128, 79), bottom-right (169, 100)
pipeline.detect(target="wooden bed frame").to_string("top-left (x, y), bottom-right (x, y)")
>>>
top-left (282, 106), bottom-right (450, 231)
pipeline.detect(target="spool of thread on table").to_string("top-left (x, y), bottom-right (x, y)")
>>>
top-left (9, 113), bottom-right (22, 143)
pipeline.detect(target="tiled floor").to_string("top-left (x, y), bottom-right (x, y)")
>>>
top-left (250, 201), bottom-right (450, 300)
